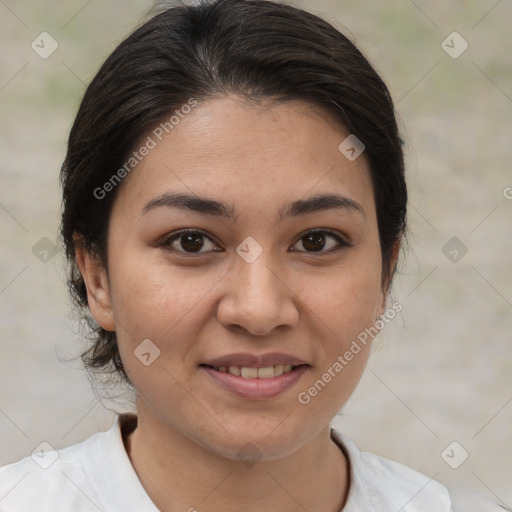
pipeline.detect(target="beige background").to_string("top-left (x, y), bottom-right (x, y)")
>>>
top-left (1, 0), bottom-right (511, 506)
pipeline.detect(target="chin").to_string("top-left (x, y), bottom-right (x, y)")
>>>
top-left (194, 417), bottom-right (318, 464)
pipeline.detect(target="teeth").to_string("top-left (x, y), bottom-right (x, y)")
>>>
top-left (257, 366), bottom-right (274, 379)
top-left (228, 366), bottom-right (241, 376)
top-left (241, 367), bottom-right (258, 378)
top-left (215, 364), bottom-right (297, 379)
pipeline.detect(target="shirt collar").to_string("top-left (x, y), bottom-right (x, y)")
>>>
top-left (87, 415), bottom-right (452, 512)
top-left (330, 427), bottom-right (452, 511)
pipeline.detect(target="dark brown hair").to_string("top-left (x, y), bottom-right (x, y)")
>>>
top-left (60, 0), bottom-right (407, 382)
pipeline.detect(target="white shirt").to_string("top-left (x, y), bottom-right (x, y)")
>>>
top-left (0, 414), bottom-right (504, 511)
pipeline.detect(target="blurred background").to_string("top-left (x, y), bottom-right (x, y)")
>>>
top-left (1, 0), bottom-right (511, 506)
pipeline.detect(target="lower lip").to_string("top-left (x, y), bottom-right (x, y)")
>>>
top-left (201, 365), bottom-right (309, 400)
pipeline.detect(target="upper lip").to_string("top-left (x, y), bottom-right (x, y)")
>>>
top-left (201, 352), bottom-right (309, 368)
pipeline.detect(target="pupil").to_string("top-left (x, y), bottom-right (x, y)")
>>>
top-left (181, 233), bottom-right (203, 252)
top-left (303, 233), bottom-right (325, 252)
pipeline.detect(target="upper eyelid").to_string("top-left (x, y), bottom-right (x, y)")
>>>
top-left (294, 228), bottom-right (348, 242)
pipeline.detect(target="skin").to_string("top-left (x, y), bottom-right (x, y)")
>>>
top-left (76, 95), bottom-right (399, 512)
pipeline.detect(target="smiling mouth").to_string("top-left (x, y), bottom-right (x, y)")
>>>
top-left (200, 364), bottom-right (307, 379)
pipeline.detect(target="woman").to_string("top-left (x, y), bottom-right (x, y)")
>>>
top-left (0, 0), bottom-right (504, 510)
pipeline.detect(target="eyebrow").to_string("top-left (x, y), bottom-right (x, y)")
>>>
top-left (140, 192), bottom-right (365, 223)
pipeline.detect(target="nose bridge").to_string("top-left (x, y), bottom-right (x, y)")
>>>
top-left (236, 248), bottom-right (283, 306)
top-left (218, 245), bottom-right (299, 335)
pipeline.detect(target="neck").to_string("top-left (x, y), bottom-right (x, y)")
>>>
top-left (124, 403), bottom-right (349, 512)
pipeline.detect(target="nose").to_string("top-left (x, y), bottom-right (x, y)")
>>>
top-left (216, 251), bottom-right (300, 336)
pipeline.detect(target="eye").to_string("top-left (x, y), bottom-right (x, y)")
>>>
top-left (161, 229), bottom-right (220, 255)
top-left (290, 229), bottom-right (349, 254)
top-left (161, 228), bottom-right (350, 256)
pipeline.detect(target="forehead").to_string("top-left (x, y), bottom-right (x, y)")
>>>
top-left (114, 96), bottom-right (375, 221)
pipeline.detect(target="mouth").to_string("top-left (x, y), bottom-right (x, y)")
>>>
top-left (199, 358), bottom-right (310, 400)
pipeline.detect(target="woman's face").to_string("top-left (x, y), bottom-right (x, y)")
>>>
top-left (83, 96), bottom-right (392, 461)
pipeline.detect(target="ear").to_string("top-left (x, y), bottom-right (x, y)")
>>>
top-left (74, 237), bottom-right (116, 332)
top-left (378, 239), bottom-right (401, 316)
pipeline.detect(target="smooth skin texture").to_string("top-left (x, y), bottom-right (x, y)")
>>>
top-left (76, 96), bottom-right (398, 512)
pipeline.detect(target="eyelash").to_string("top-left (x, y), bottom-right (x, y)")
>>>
top-left (160, 228), bottom-right (350, 256)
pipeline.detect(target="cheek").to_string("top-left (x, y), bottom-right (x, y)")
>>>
top-left (110, 263), bottom-right (212, 402)
top-left (109, 253), bottom-right (215, 340)
top-left (293, 253), bottom-right (383, 416)
top-left (303, 257), bottom-right (383, 344)
top-left (306, 277), bottom-right (379, 377)
top-left (108, 254), bottom-right (229, 394)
